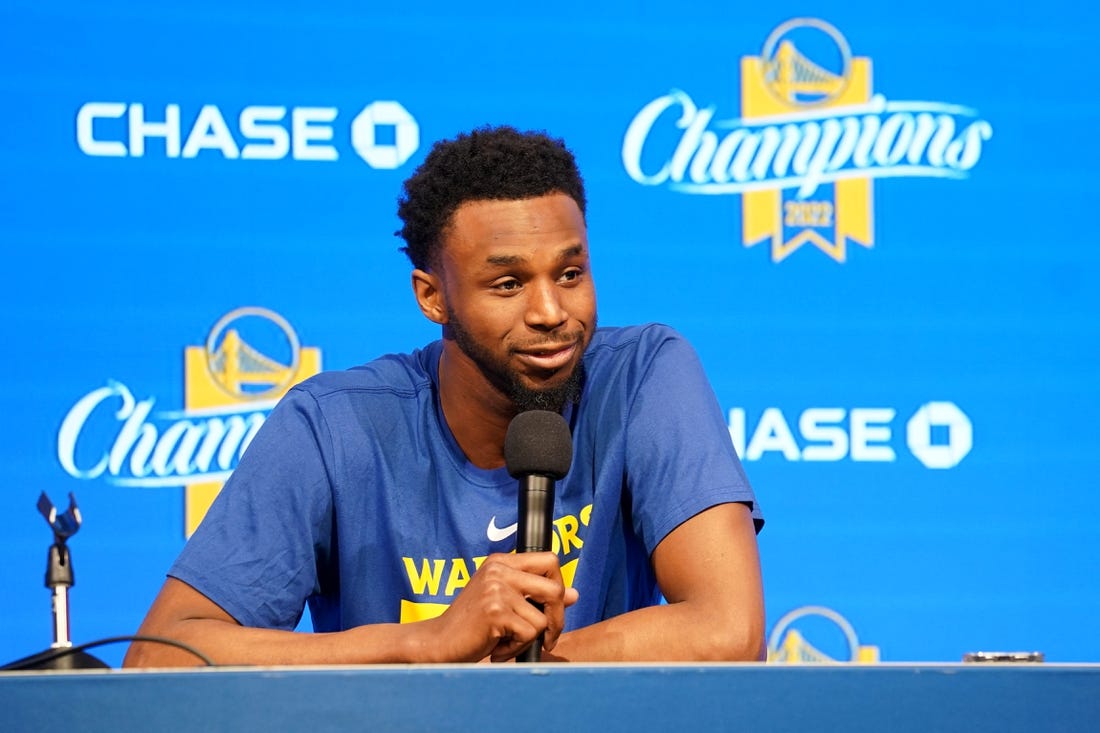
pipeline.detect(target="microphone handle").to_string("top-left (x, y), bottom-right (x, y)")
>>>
top-left (516, 475), bottom-right (556, 663)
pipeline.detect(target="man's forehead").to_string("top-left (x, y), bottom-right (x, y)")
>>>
top-left (440, 194), bottom-right (587, 257)
top-left (449, 192), bottom-right (582, 223)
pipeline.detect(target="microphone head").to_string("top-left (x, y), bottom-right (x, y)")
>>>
top-left (504, 410), bottom-right (573, 480)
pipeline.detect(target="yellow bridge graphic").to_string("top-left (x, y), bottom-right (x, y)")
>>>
top-left (208, 328), bottom-right (293, 395)
top-left (184, 308), bottom-right (321, 537)
top-left (769, 628), bottom-right (879, 663)
top-left (765, 39), bottom-right (845, 102)
top-left (767, 605), bottom-right (881, 663)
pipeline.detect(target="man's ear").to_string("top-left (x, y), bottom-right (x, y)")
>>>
top-left (411, 269), bottom-right (448, 325)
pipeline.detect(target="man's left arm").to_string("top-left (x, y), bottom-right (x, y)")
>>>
top-left (545, 501), bottom-right (765, 662)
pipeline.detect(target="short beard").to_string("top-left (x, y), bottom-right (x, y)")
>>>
top-left (510, 360), bottom-right (586, 413)
top-left (446, 309), bottom-right (589, 414)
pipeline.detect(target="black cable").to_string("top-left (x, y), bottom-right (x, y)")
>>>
top-left (0, 634), bottom-right (216, 670)
top-left (78, 634), bottom-right (216, 666)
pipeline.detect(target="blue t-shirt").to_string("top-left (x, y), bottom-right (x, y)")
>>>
top-left (170, 324), bottom-right (761, 632)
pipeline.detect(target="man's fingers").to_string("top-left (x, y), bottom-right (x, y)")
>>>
top-left (490, 551), bottom-right (563, 579)
top-left (480, 554), bottom-right (567, 608)
top-left (542, 587), bottom-right (579, 650)
top-left (487, 607), bottom-right (542, 662)
top-left (483, 553), bottom-right (580, 651)
top-left (444, 552), bottom-right (575, 662)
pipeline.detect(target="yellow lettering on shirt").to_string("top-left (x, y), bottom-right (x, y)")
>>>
top-left (444, 557), bottom-right (471, 596)
top-left (554, 514), bottom-right (582, 555)
top-left (398, 505), bottom-right (594, 621)
top-left (402, 557), bottom-right (445, 595)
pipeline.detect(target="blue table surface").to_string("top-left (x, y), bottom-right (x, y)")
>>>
top-left (1, 663), bottom-right (1097, 733)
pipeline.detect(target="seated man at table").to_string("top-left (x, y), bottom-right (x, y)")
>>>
top-left (124, 125), bottom-right (765, 666)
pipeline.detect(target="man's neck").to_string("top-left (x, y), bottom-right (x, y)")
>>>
top-left (436, 342), bottom-right (518, 470)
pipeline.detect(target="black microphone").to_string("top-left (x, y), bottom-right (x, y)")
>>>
top-left (504, 410), bottom-right (573, 663)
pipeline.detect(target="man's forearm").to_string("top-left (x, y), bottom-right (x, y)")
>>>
top-left (545, 502), bottom-right (766, 663)
top-left (122, 617), bottom-right (444, 668)
top-left (125, 552), bottom-right (577, 668)
top-left (545, 599), bottom-right (765, 663)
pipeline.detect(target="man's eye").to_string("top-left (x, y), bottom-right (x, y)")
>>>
top-left (560, 269), bottom-right (582, 283)
top-left (494, 280), bottom-right (520, 291)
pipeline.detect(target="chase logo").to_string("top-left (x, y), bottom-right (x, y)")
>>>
top-left (906, 401), bottom-right (973, 470)
top-left (768, 605), bottom-right (880, 663)
top-left (56, 308), bottom-right (320, 537)
top-left (728, 401), bottom-right (973, 468)
top-left (75, 101), bottom-right (419, 169)
top-left (622, 18), bottom-right (994, 262)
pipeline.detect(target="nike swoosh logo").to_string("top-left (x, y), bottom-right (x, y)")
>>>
top-left (487, 516), bottom-right (518, 543)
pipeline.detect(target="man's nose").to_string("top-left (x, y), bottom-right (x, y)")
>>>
top-left (525, 280), bottom-right (567, 330)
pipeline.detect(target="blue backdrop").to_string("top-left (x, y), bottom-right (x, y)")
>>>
top-left (2, 1), bottom-right (1097, 667)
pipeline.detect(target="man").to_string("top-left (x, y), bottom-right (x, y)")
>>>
top-left (124, 126), bottom-right (764, 666)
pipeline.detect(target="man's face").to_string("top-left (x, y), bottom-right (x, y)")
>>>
top-left (434, 193), bottom-right (597, 412)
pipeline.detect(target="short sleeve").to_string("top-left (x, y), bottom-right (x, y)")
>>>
top-left (169, 386), bottom-right (335, 630)
top-left (623, 329), bottom-right (761, 555)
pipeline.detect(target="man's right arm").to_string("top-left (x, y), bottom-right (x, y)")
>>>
top-left (123, 552), bottom-right (576, 667)
top-left (123, 577), bottom-right (423, 667)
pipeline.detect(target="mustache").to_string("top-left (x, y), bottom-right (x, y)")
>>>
top-left (510, 330), bottom-right (585, 353)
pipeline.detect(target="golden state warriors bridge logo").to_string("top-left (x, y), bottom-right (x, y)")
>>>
top-left (56, 307), bottom-right (320, 536)
top-left (622, 18), bottom-right (994, 262)
top-left (768, 606), bottom-right (880, 663)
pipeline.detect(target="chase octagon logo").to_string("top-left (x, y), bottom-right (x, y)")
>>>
top-left (622, 18), bottom-right (994, 263)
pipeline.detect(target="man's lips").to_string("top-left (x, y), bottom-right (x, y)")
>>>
top-left (513, 341), bottom-right (579, 371)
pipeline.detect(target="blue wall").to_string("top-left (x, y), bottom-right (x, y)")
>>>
top-left (2, 1), bottom-right (1096, 666)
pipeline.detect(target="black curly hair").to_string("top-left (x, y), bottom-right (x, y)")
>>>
top-left (396, 125), bottom-right (587, 271)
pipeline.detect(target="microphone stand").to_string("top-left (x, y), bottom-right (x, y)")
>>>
top-left (2, 493), bottom-right (108, 671)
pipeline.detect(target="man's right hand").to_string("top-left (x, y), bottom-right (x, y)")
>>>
top-left (416, 551), bottom-right (579, 663)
